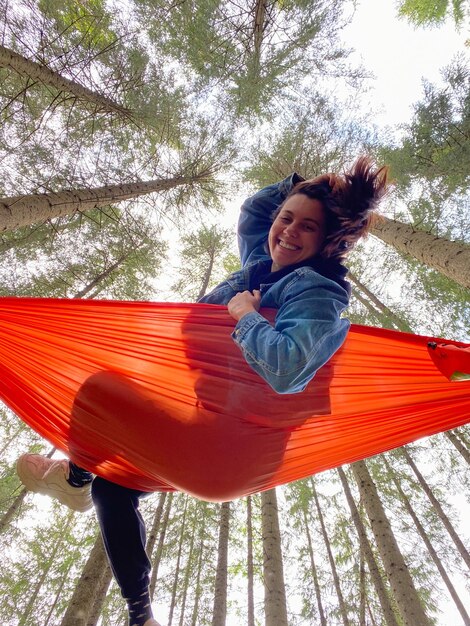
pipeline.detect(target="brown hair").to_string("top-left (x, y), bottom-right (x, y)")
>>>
top-left (280, 157), bottom-right (389, 261)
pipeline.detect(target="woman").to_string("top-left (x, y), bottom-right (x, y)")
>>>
top-left (17, 156), bottom-right (388, 626)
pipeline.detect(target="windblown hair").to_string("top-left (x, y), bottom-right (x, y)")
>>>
top-left (282, 157), bottom-right (389, 261)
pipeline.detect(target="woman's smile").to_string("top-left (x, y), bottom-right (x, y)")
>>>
top-left (268, 194), bottom-right (326, 271)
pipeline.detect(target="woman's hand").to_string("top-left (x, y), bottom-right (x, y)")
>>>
top-left (228, 290), bottom-right (261, 321)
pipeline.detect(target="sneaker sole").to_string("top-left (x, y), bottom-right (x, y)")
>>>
top-left (17, 456), bottom-right (93, 512)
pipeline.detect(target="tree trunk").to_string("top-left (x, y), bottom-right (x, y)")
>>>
top-left (179, 518), bottom-right (196, 626)
top-left (261, 488), bottom-right (288, 626)
top-left (371, 215), bottom-right (470, 289)
top-left (349, 271), bottom-right (412, 332)
top-left (351, 460), bottom-right (432, 626)
top-left (359, 546), bottom-right (366, 626)
top-left (0, 171), bottom-right (212, 233)
top-left (60, 533), bottom-right (110, 626)
top-left (337, 467), bottom-right (400, 626)
top-left (150, 492), bottom-right (173, 601)
top-left (310, 478), bottom-right (351, 626)
top-left (168, 496), bottom-right (188, 626)
top-left (146, 492), bottom-right (168, 559)
top-left (87, 565), bottom-right (113, 626)
top-left (0, 487), bottom-right (27, 534)
top-left (212, 501), bottom-right (231, 626)
top-left (400, 446), bottom-right (470, 568)
top-left (301, 505), bottom-right (327, 626)
top-left (44, 559), bottom-right (74, 626)
top-left (20, 511), bottom-right (74, 626)
top-left (444, 429), bottom-right (470, 465)
top-left (252, 0), bottom-right (268, 75)
top-left (196, 248), bottom-right (215, 300)
top-left (72, 254), bottom-right (129, 298)
top-left (190, 528), bottom-right (205, 626)
top-left (247, 496), bottom-right (255, 626)
top-left (384, 458), bottom-right (470, 625)
top-left (0, 44), bottom-right (130, 118)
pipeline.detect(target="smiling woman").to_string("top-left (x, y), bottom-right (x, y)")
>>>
top-left (269, 196), bottom-right (326, 270)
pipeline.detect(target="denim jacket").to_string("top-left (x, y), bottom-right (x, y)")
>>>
top-left (199, 174), bottom-right (350, 394)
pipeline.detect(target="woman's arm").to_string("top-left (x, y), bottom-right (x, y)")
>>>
top-left (238, 173), bottom-right (304, 266)
top-left (230, 275), bottom-right (350, 394)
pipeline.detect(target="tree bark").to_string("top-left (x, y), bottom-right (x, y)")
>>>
top-left (60, 533), bottom-right (110, 626)
top-left (0, 171), bottom-right (212, 233)
top-left (371, 215), bottom-right (470, 289)
top-left (252, 0), bottom-right (268, 74)
top-left (87, 565), bottom-right (113, 626)
top-left (337, 467), bottom-right (400, 626)
top-left (247, 496), bottom-right (255, 626)
top-left (146, 492), bottom-right (168, 559)
top-left (0, 44), bottom-right (130, 118)
top-left (400, 446), bottom-right (470, 568)
top-left (444, 429), bottom-right (470, 465)
top-left (150, 492), bottom-right (174, 601)
top-left (261, 488), bottom-right (288, 626)
top-left (351, 460), bottom-right (432, 626)
top-left (212, 501), bottom-right (231, 626)
top-left (0, 487), bottom-right (27, 534)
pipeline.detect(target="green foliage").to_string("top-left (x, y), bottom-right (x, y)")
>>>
top-left (0, 208), bottom-right (168, 300)
top-left (37, 0), bottom-right (117, 49)
top-left (379, 60), bottom-right (470, 198)
top-left (397, 0), bottom-right (467, 27)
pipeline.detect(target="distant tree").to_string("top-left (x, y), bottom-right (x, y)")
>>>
top-left (172, 225), bottom-right (236, 301)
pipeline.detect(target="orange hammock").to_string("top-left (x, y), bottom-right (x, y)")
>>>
top-left (0, 297), bottom-right (469, 501)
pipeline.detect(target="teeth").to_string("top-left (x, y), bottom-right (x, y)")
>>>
top-left (279, 240), bottom-right (299, 251)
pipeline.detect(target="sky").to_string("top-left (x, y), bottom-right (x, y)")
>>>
top-left (342, 0), bottom-right (468, 128)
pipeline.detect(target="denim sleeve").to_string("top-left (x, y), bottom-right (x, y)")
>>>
top-left (231, 279), bottom-right (350, 394)
top-left (238, 173), bottom-right (304, 266)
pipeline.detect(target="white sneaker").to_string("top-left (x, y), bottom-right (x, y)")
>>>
top-left (143, 619), bottom-right (163, 626)
top-left (16, 454), bottom-right (93, 512)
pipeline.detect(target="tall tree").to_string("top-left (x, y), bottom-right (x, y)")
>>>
top-left (133, 0), bottom-right (356, 118)
top-left (337, 467), bottom-right (400, 626)
top-left (382, 457), bottom-right (470, 626)
top-left (351, 460), bottom-right (432, 626)
top-left (261, 488), bottom-right (288, 626)
top-left (399, 446), bottom-right (470, 569)
top-left (0, 167), bottom-right (220, 233)
top-left (172, 225), bottom-right (236, 301)
top-left (212, 501), bottom-right (231, 626)
top-left (310, 478), bottom-right (352, 626)
top-left (370, 215), bottom-right (470, 289)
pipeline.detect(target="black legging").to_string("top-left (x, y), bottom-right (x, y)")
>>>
top-left (91, 477), bottom-right (151, 599)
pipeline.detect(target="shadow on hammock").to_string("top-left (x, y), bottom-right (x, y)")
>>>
top-left (67, 359), bottom-right (334, 501)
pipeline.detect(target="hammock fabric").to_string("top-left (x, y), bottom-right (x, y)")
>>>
top-left (0, 297), bottom-right (469, 502)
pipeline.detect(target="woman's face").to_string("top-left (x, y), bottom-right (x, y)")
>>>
top-left (268, 194), bottom-right (326, 271)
